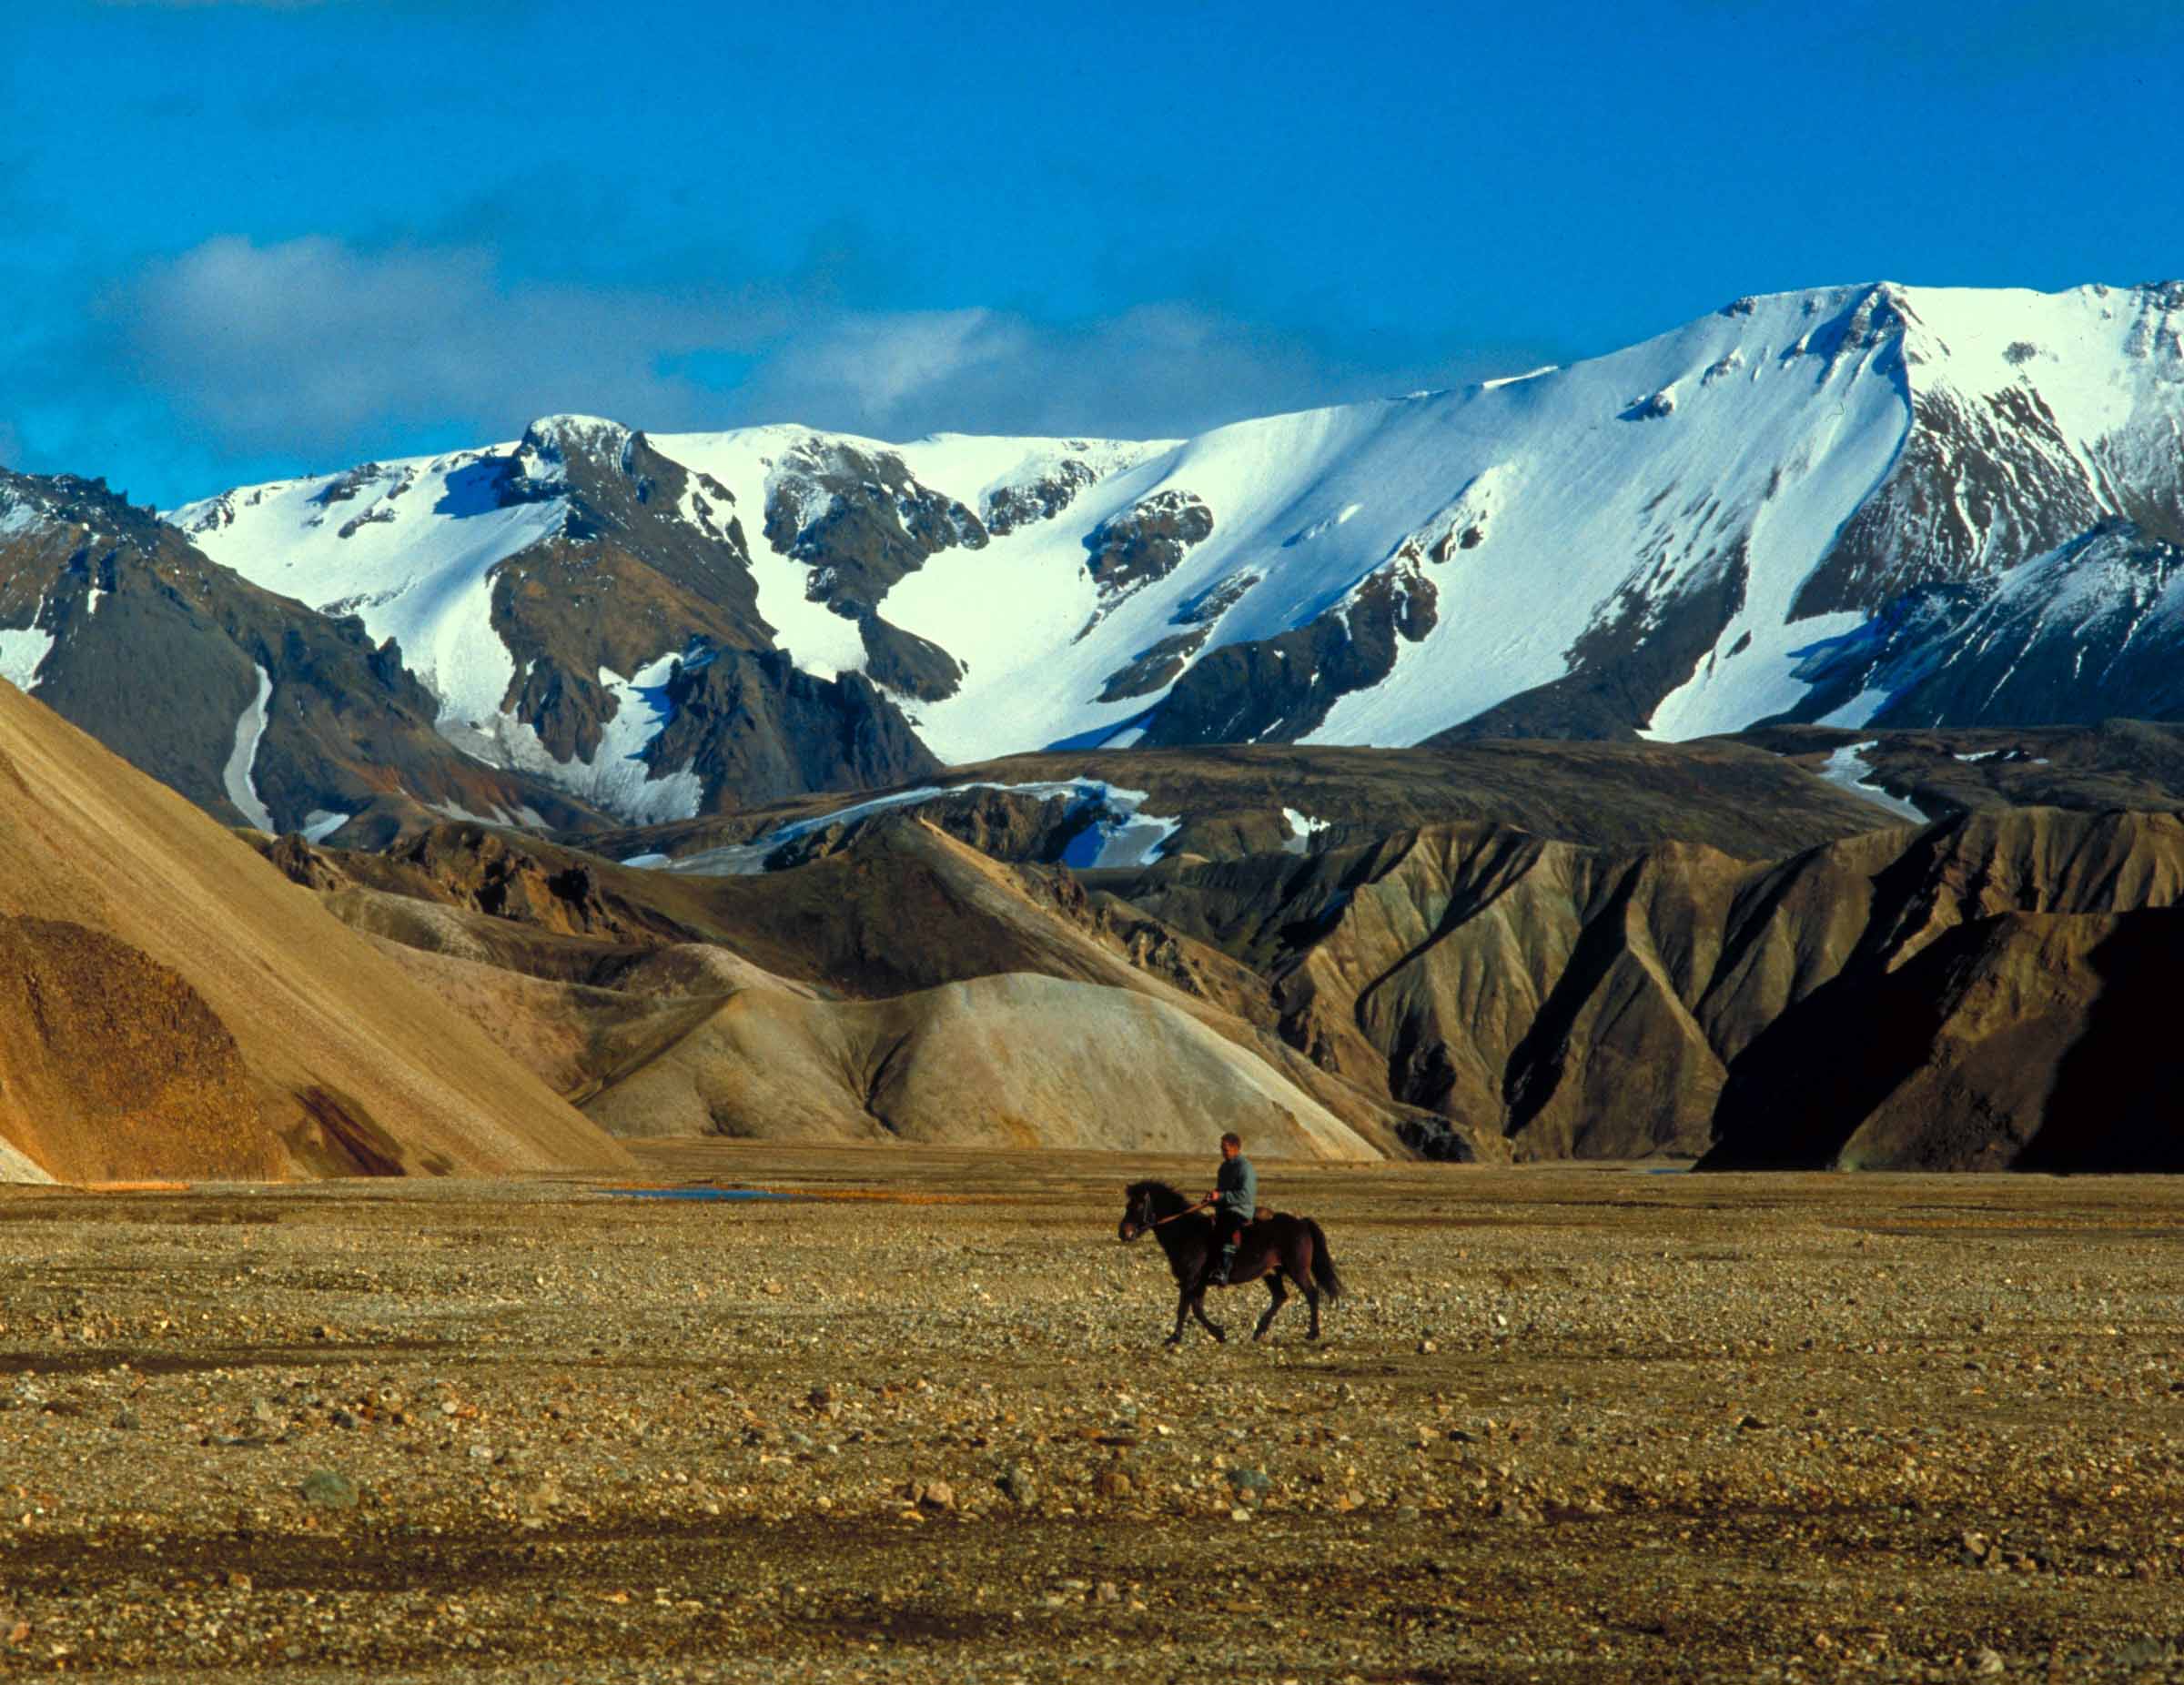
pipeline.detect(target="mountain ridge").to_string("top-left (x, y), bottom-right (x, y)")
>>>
top-left (147, 277), bottom-right (2184, 830)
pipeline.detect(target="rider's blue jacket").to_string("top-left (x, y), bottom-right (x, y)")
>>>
top-left (1215, 1154), bottom-right (1257, 1219)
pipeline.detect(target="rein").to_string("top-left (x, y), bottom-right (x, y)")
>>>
top-left (1126, 1196), bottom-right (1213, 1239)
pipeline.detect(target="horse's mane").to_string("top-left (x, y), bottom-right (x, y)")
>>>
top-left (1126, 1180), bottom-right (1195, 1215)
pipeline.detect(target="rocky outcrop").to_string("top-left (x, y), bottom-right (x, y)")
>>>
top-left (1794, 381), bottom-right (2128, 619)
top-left (1096, 569), bottom-right (1260, 702)
top-left (642, 649), bottom-right (944, 812)
top-left (764, 437), bottom-right (987, 614)
top-left (1079, 490), bottom-right (1212, 625)
top-left (1107, 806), bottom-right (2184, 1164)
top-left (985, 459), bottom-right (1100, 534)
top-left (1097, 630), bottom-right (1213, 702)
top-left (485, 419), bottom-right (775, 768)
top-left (856, 613), bottom-right (964, 702)
top-left (1141, 551), bottom-right (1437, 745)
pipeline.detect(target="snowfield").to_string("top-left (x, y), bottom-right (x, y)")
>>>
top-left (166, 280), bottom-right (2184, 814)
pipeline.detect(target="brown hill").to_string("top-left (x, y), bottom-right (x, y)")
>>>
top-left (571, 737), bottom-right (1905, 870)
top-left (1730, 719), bottom-right (2184, 823)
top-left (258, 788), bottom-right (2184, 1172)
top-left (576, 972), bottom-right (1378, 1157)
top-left (1703, 908), bottom-right (2184, 1171)
top-left (1105, 808), bottom-right (2184, 1162)
top-left (267, 819), bottom-right (1480, 1162)
top-left (0, 679), bottom-right (633, 1183)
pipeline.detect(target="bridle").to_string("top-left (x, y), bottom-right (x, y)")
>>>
top-left (1121, 1192), bottom-right (1210, 1242)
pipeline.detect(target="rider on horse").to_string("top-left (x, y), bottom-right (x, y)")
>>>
top-left (1205, 1132), bottom-right (1255, 1285)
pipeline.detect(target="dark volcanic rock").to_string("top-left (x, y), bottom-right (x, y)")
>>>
top-left (1143, 554), bottom-right (1435, 745)
top-left (858, 612), bottom-right (965, 702)
top-left (1097, 630), bottom-right (1211, 702)
top-left (1096, 570), bottom-right (1262, 702)
top-left (1080, 490), bottom-right (1212, 619)
top-left (645, 649), bottom-right (943, 812)
top-left (763, 438), bottom-right (986, 616)
top-left (985, 459), bottom-right (1099, 534)
top-left (485, 419), bottom-right (774, 768)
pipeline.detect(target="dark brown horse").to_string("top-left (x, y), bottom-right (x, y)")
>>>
top-left (1117, 1180), bottom-right (1344, 1344)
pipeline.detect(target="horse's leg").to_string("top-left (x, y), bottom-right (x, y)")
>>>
top-left (1191, 1290), bottom-right (1227, 1343)
top-left (1303, 1281), bottom-right (1322, 1341)
top-left (1254, 1275), bottom-right (1288, 1341)
top-left (1167, 1287), bottom-right (1190, 1347)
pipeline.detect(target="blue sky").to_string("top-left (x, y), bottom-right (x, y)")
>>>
top-left (4, 0), bottom-right (2180, 508)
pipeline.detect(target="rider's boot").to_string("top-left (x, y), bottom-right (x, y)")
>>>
top-left (1208, 1239), bottom-right (1238, 1286)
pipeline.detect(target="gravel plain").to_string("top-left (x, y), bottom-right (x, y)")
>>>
top-left (3, 1145), bottom-right (2183, 1681)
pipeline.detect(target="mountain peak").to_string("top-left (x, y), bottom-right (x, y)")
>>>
top-left (133, 274), bottom-right (2184, 812)
top-left (518, 413), bottom-right (633, 468)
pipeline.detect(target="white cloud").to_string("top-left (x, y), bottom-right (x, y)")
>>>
top-left (730, 298), bottom-right (1527, 446)
top-left (121, 236), bottom-right (783, 451)
top-left (117, 235), bottom-right (1543, 474)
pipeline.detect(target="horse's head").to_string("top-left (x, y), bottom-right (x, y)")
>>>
top-left (1117, 1182), bottom-right (1162, 1244)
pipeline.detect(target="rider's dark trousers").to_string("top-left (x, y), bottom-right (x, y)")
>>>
top-left (1210, 1209), bottom-right (1247, 1266)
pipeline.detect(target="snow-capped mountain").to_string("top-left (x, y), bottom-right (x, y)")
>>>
top-left (160, 279), bottom-right (2184, 826)
top-left (0, 466), bottom-right (611, 838)
top-left (1779, 520), bottom-right (2184, 730)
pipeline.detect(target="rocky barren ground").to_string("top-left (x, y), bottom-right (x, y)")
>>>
top-left (3, 1146), bottom-right (2182, 1682)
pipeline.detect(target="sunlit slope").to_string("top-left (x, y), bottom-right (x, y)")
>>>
top-left (0, 677), bottom-right (633, 1182)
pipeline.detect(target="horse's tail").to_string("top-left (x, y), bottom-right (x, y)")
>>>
top-left (1306, 1219), bottom-right (1344, 1302)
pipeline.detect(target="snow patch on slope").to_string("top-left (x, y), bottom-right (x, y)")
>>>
top-left (441, 651), bottom-right (705, 826)
top-left (300, 810), bottom-right (351, 843)
top-left (222, 665), bottom-right (277, 832)
top-left (1281, 808), bottom-right (1331, 854)
top-left (173, 447), bottom-right (563, 737)
top-left (1815, 741), bottom-right (1926, 822)
top-left (0, 613), bottom-right (54, 692)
